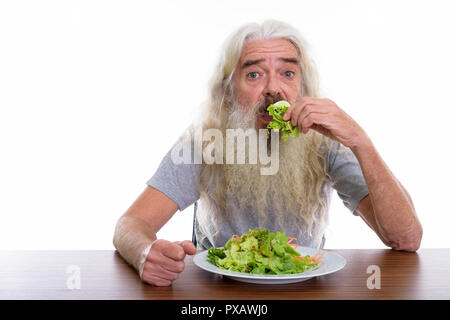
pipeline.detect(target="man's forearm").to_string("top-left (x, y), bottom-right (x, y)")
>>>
top-left (352, 138), bottom-right (422, 251)
top-left (113, 215), bottom-right (157, 272)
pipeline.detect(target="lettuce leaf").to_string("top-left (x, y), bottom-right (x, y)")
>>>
top-left (266, 100), bottom-right (299, 142)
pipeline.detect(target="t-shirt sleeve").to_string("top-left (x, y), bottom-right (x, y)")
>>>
top-left (326, 141), bottom-right (369, 215)
top-left (146, 130), bottom-right (203, 211)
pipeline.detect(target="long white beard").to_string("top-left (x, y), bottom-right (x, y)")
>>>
top-left (226, 100), bottom-right (257, 130)
top-left (217, 99), bottom-right (326, 232)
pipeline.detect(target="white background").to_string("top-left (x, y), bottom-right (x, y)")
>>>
top-left (1, 0), bottom-right (449, 250)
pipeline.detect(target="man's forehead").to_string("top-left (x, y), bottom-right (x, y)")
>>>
top-left (239, 38), bottom-right (300, 65)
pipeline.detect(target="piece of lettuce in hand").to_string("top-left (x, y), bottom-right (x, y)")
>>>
top-left (266, 100), bottom-right (299, 141)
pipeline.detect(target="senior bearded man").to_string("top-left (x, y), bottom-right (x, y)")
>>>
top-left (113, 20), bottom-right (423, 286)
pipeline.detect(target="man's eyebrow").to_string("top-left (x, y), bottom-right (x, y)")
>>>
top-left (279, 57), bottom-right (300, 65)
top-left (241, 58), bottom-right (265, 69)
top-left (240, 57), bottom-right (300, 69)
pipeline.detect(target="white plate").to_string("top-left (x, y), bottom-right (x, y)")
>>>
top-left (193, 246), bottom-right (346, 284)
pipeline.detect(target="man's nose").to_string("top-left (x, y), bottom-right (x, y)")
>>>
top-left (263, 73), bottom-right (281, 98)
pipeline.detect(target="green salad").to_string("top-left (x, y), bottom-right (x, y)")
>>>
top-left (266, 100), bottom-right (299, 142)
top-left (207, 228), bottom-right (322, 275)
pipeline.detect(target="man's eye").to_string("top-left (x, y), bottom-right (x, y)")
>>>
top-left (247, 72), bottom-right (260, 79)
top-left (284, 71), bottom-right (295, 78)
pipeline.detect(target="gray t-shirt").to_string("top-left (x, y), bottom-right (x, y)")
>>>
top-left (147, 131), bottom-right (369, 250)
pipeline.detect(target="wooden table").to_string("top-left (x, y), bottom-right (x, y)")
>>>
top-left (1, 249), bottom-right (449, 300)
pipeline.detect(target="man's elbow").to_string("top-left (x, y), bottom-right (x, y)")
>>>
top-left (388, 226), bottom-right (423, 252)
top-left (391, 239), bottom-right (421, 252)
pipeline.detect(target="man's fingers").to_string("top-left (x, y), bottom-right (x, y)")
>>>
top-left (164, 259), bottom-right (185, 273)
top-left (298, 102), bottom-right (332, 122)
top-left (300, 112), bottom-right (336, 139)
top-left (286, 101), bottom-right (310, 126)
top-left (290, 104), bottom-right (305, 126)
top-left (160, 242), bottom-right (186, 261)
top-left (141, 269), bottom-right (173, 286)
top-left (141, 261), bottom-right (174, 286)
top-left (283, 105), bottom-right (293, 120)
top-left (283, 97), bottom-right (314, 121)
top-left (147, 252), bottom-right (185, 273)
top-left (144, 262), bottom-right (180, 281)
top-left (300, 112), bottom-right (321, 133)
top-left (178, 240), bottom-right (197, 255)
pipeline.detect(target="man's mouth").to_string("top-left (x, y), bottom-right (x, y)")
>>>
top-left (255, 95), bottom-right (286, 123)
top-left (259, 112), bottom-right (273, 122)
top-left (257, 101), bottom-right (277, 122)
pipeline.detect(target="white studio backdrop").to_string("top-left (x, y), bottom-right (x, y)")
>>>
top-left (0, 0), bottom-right (449, 250)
